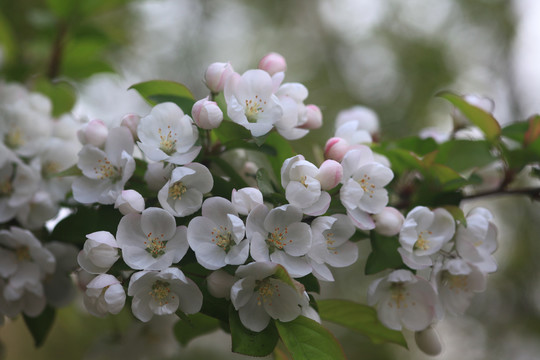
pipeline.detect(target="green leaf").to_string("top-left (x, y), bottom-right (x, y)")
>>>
top-left (47, 164), bottom-right (82, 178)
top-left (129, 80), bottom-right (195, 112)
top-left (434, 140), bottom-right (495, 173)
top-left (273, 264), bottom-right (297, 289)
top-left (365, 232), bottom-right (404, 275)
top-left (502, 121), bottom-right (529, 143)
top-left (210, 156), bottom-right (249, 190)
top-left (0, 13), bottom-right (16, 64)
top-left (317, 300), bottom-right (407, 348)
top-left (442, 205), bottom-right (466, 227)
top-left (23, 306), bottom-right (55, 347)
top-left (229, 306), bottom-right (279, 357)
top-left (437, 91), bottom-right (501, 141)
top-left (223, 139), bottom-right (277, 156)
top-left (265, 132), bottom-right (296, 182)
top-left (276, 316), bottom-right (346, 360)
top-left (34, 78), bottom-right (77, 117)
top-left (214, 121), bottom-right (252, 143)
top-left (524, 115), bottom-right (540, 147)
top-left (256, 168), bottom-right (275, 197)
top-left (174, 312), bottom-right (220, 346)
top-left (295, 273), bottom-right (320, 294)
top-left (395, 136), bottom-right (438, 156)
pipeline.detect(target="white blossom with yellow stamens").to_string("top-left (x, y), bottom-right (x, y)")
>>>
top-left (117, 207), bottom-right (189, 271)
top-left (83, 274), bottom-right (126, 317)
top-left (128, 268), bottom-right (202, 322)
top-left (158, 163), bottom-right (213, 217)
top-left (187, 197), bottom-right (248, 270)
top-left (397, 206), bottom-right (455, 270)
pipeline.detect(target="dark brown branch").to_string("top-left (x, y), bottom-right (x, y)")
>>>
top-left (47, 22), bottom-right (69, 80)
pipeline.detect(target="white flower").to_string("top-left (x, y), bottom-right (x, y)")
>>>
top-left (128, 268), bottom-right (203, 322)
top-left (77, 119), bottom-right (109, 147)
top-left (368, 270), bottom-right (440, 331)
top-left (204, 62), bottom-right (234, 93)
top-left (116, 208), bottom-right (190, 271)
top-left (334, 121), bottom-right (373, 147)
top-left (307, 215), bottom-right (358, 281)
top-left (0, 159), bottom-right (39, 222)
top-left (230, 262), bottom-right (304, 332)
top-left (397, 206), bottom-right (455, 270)
top-left (435, 258), bottom-right (487, 315)
top-left (72, 126), bottom-right (135, 205)
top-left (43, 242), bottom-right (78, 308)
top-left (77, 231), bottom-right (120, 274)
top-left (335, 106), bottom-right (380, 136)
top-left (258, 52), bottom-right (287, 76)
top-left (83, 274), bottom-right (126, 317)
top-left (415, 325), bottom-right (443, 356)
top-left (192, 97), bottom-right (223, 129)
top-left (281, 155), bottom-right (331, 216)
top-left (115, 189), bottom-right (145, 215)
top-left (373, 207), bottom-right (405, 237)
top-left (15, 190), bottom-right (57, 230)
top-left (231, 187), bottom-right (264, 216)
top-left (274, 83), bottom-right (310, 140)
top-left (137, 102), bottom-right (201, 165)
top-left (158, 163), bottom-right (213, 217)
top-left (187, 197), bottom-right (249, 270)
top-left (340, 147), bottom-right (394, 229)
top-left (224, 69), bottom-right (283, 137)
top-left (456, 207), bottom-right (498, 273)
top-left (247, 204), bottom-right (312, 277)
top-left (206, 269), bottom-right (237, 300)
top-left (144, 161), bottom-right (173, 191)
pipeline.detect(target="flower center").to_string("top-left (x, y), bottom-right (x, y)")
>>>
top-left (144, 232), bottom-right (167, 258)
top-left (0, 179), bottom-right (12, 196)
top-left (358, 174), bottom-right (375, 198)
top-left (211, 226), bottom-right (233, 252)
top-left (325, 232), bottom-right (338, 254)
top-left (5, 128), bottom-right (24, 149)
top-left (414, 231), bottom-right (432, 251)
top-left (244, 95), bottom-right (266, 123)
top-left (299, 175), bottom-right (308, 188)
top-left (42, 161), bottom-right (61, 177)
top-left (388, 283), bottom-right (416, 309)
top-left (441, 272), bottom-right (469, 294)
top-left (255, 279), bottom-right (279, 306)
top-left (158, 126), bottom-right (177, 155)
top-left (16, 246), bottom-right (31, 261)
top-left (149, 280), bottom-right (173, 306)
top-left (168, 181), bottom-right (187, 200)
top-left (266, 226), bottom-right (291, 252)
top-left (93, 157), bottom-right (121, 182)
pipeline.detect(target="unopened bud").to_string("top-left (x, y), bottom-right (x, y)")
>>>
top-left (415, 325), bottom-right (443, 356)
top-left (121, 114), bottom-right (140, 139)
top-left (114, 189), bottom-right (145, 215)
top-left (204, 62), bottom-right (234, 93)
top-left (77, 119), bottom-right (108, 147)
top-left (324, 137), bottom-right (349, 162)
top-left (373, 207), bottom-right (404, 236)
top-left (258, 52), bottom-right (287, 76)
top-left (207, 270), bottom-right (236, 300)
top-left (317, 160), bottom-right (343, 190)
top-left (192, 97), bottom-right (223, 129)
top-left (300, 104), bottom-right (323, 129)
top-left (231, 187), bottom-right (264, 215)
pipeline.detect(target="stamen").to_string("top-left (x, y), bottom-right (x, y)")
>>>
top-left (168, 181), bottom-right (187, 200)
top-left (158, 126), bottom-right (178, 155)
top-left (149, 280), bottom-right (171, 306)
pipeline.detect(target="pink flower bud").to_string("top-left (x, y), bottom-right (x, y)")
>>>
top-left (77, 119), bottom-right (108, 147)
top-left (192, 97), bottom-right (223, 129)
top-left (204, 62), bottom-right (234, 93)
top-left (300, 104), bottom-right (323, 129)
top-left (258, 52), bottom-right (287, 76)
top-left (121, 113), bottom-right (140, 139)
top-left (415, 326), bottom-right (443, 356)
top-left (317, 160), bottom-right (343, 190)
top-left (114, 190), bottom-right (145, 215)
top-left (206, 270), bottom-right (236, 300)
top-left (373, 207), bottom-right (404, 236)
top-left (324, 137), bottom-right (349, 162)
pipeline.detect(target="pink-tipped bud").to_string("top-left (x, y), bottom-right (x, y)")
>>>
top-left (258, 52), bottom-right (287, 76)
top-left (415, 326), bottom-right (443, 356)
top-left (324, 137), bottom-right (349, 162)
top-left (373, 207), bottom-right (404, 236)
top-left (192, 97), bottom-right (223, 129)
top-left (77, 119), bottom-right (108, 147)
top-left (300, 104), bottom-right (323, 129)
top-left (204, 62), bottom-right (234, 93)
top-left (114, 190), bottom-right (145, 215)
top-left (317, 160), bottom-right (343, 190)
top-left (121, 114), bottom-right (141, 140)
top-left (207, 270), bottom-right (236, 300)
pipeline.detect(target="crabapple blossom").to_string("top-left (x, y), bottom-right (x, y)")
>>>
top-left (281, 155), bottom-right (331, 216)
top-left (307, 215), bottom-right (358, 281)
top-left (231, 187), bottom-right (264, 215)
top-left (274, 83), bottom-right (310, 140)
top-left (340, 146), bottom-right (394, 229)
top-left (373, 207), bottom-right (405, 236)
top-left (83, 274), bottom-right (126, 317)
top-left (115, 189), bottom-right (145, 215)
top-left (300, 104), bottom-right (323, 129)
top-left (247, 204), bottom-right (312, 277)
top-left (158, 163), bottom-right (213, 217)
top-left (128, 268), bottom-right (202, 322)
top-left (116, 207), bottom-right (190, 271)
top-left (317, 159), bottom-right (343, 191)
top-left (397, 206), bottom-right (455, 270)
top-left (435, 258), bottom-right (487, 315)
top-left (230, 262), bottom-right (304, 332)
top-left (206, 269), bottom-right (237, 300)
top-left (334, 121), bottom-right (373, 148)
top-left (0, 159), bottom-right (39, 222)
top-left (204, 61), bottom-right (234, 93)
top-left (144, 161), bottom-right (173, 191)
top-left (77, 119), bottom-right (108, 147)
top-left (258, 52), bottom-right (287, 76)
top-left (191, 97), bottom-right (223, 129)
top-left (77, 231), bottom-right (120, 274)
top-left (335, 105), bottom-right (380, 136)
top-left (15, 190), bottom-right (57, 230)
top-left (187, 197), bottom-right (248, 270)
top-left (43, 242), bottom-right (78, 308)
top-left (72, 126), bottom-right (135, 205)
top-left (415, 325), bottom-right (443, 356)
top-left (137, 102), bottom-right (201, 165)
top-left (121, 114), bottom-right (141, 139)
top-left (224, 69), bottom-right (283, 137)
top-left (324, 137), bottom-right (349, 162)
top-left (368, 269), bottom-right (441, 331)
top-left (455, 207), bottom-right (498, 273)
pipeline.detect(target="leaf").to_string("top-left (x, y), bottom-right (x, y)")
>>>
top-left (501, 121), bottom-right (529, 143)
top-left (23, 306), bottom-right (55, 347)
top-left (524, 115), bottom-right (540, 147)
top-left (317, 300), bottom-right (407, 348)
top-left (294, 273), bottom-right (320, 294)
top-left (265, 132), bottom-right (296, 182)
top-left (256, 168), bottom-right (276, 197)
top-left (229, 306), bottom-right (279, 357)
top-left (47, 164), bottom-right (82, 178)
top-left (129, 80), bottom-right (195, 112)
top-left (275, 316), bottom-right (346, 360)
top-left (214, 120), bottom-right (251, 143)
top-left (174, 312), bottom-right (220, 346)
top-left (34, 78), bottom-right (77, 117)
top-left (210, 156), bottom-right (249, 190)
top-left (365, 232), bottom-right (404, 275)
top-left (437, 91), bottom-right (501, 142)
top-left (434, 140), bottom-right (495, 173)
top-left (273, 264), bottom-right (297, 289)
top-left (442, 205), bottom-right (467, 227)
top-left (223, 139), bottom-right (277, 156)
top-left (395, 136), bottom-right (438, 156)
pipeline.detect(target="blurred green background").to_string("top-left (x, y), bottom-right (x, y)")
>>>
top-left (1, 0), bottom-right (540, 359)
